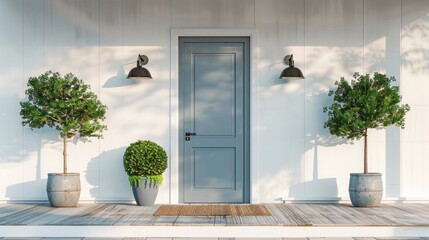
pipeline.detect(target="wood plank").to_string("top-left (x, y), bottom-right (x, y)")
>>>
top-left (309, 238), bottom-right (355, 240)
top-left (225, 216), bottom-right (260, 225)
top-left (346, 204), bottom-right (403, 225)
top-left (131, 205), bottom-right (159, 226)
top-left (283, 238), bottom-right (309, 240)
top-left (352, 204), bottom-right (410, 226)
top-left (286, 204), bottom-right (332, 225)
top-left (214, 216), bottom-right (227, 226)
top-left (44, 204), bottom-right (100, 225)
top-left (255, 215), bottom-right (279, 225)
top-left (174, 216), bottom-right (215, 226)
top-left (89, 204), bottom-right (134, 225)
top-left (21, 204), bottom-right (97, 225)
top-left (0, 204), bottom-right (55, 225)
top-left (355, 205), bottom-right (428, 225)
top-left (0, 204), bottom-right (38, 219)
top-left (390, 204), bottom-right (429, 223)
top-left (315, 204), bottom-right (367, 225)
top-left (278, 205), bottom-right (311, 226)
top-left (152, 216), bottom-right (178, 226)
top-left (265, 204), bottom-right (300, 225)
top-left (57, 204), bottom-right (111, 225)
top-left (116, 205), bottom-right (157, 226)
top-left (145, 238), bottom-right (172, 240)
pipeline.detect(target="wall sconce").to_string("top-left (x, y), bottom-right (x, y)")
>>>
top-left (279, 54), bottom-right (304, 80)
top-left (127, 54), bottom-right (153, 80)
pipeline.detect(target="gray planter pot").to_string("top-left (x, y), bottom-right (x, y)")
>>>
top-left (47, 173), bottom-right (81, 207)
top-left (349, 173), bottom-right (383, 207)
top-left (132, 177), bottom-right (159, 206)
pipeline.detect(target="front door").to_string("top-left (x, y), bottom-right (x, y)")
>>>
top-left (179, 37), bottom-right (250, 203)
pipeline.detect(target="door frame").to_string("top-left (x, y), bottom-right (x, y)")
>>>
top-left (169, 29), bottom-right (259, 203)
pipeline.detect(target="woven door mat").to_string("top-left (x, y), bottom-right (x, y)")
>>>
top-left (154, 204), bottom-right (271, 216)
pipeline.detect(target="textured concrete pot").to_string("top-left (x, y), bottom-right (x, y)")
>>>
top-left (349, 173), bottom-right (383, 207)
top-left (132, 177), bottom-right (159, 206)
top-left (47, 173), bottom-right (81, 207)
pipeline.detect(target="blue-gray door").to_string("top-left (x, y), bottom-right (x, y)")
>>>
top-left (179, 37), bottom-right (250, 203)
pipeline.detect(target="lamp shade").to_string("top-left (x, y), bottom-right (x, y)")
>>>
top-left (279, 66), bottom-right (305, 80)
top-left (279, 54), bottom-right (305, 80)
top-left (127, 66), bottom-right (152, 80)
top-left (127, 54), bottom-right (153, 80)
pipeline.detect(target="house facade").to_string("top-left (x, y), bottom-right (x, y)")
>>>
top-left (0, 0), bottom-right (428, 204)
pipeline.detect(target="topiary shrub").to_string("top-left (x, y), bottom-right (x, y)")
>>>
top-left (123, 140), bottom-right (168, 188)
top-left (20, 71), bottom-right (107, 174)
top-left (323, 72), bottom-right (410, 174)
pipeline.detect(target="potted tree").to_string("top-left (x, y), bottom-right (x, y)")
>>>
top-left (324, 72), bottom-right (410, 207)
top-left (20, 71), bottom-right (107, 207)
top-left (123, 140), bottom-right (168, 206)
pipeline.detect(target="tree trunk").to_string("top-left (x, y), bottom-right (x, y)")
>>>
top-left (63, 136), bottom-right (67, 174)
top-left (364, 128), bottom-right (368, 174)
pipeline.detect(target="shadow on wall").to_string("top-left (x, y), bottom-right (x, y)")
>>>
top-left (86, 146), bottom-right (131, 200)
top-left (102, 66), bottom-right (137, 88)
top-left (288, 90), bottom-right (348, 201)
top-left (5, 179), bottom-right (47, 201)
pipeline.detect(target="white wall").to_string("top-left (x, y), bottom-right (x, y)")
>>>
top-left (1, 0), bottom-right (428, 203)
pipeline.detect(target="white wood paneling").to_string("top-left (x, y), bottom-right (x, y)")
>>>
top-left (21, 0), bottom-right (46, 200)
top-left (41, 0), bottom-right (77, 186)
top-left (401, 0), bottom-right (429, 198)
top-left (1, 0), bottom-right (429, 203)
top-left (402, 106), bottom-right (429, 197)
top-left (255, 0), bottom-right (306, 202)
top-left (0, 0), bottom-right (23, 200)
top-left (401, 0), bottom-right (429, 106)
top-left (172, 0), bottom-right (255, 29)
top-left (122, 0), bottom-right (172, 203)
top-left (99, 0), bottom-right (130, 201)
top-left (304, 0), bottom-right (364, 200)
top-left (305, 0), bottom-right (363, 31)
top-left (363, 0), bottom-right (402, 198)
top-left (74, 0), bottom-right (101, 201)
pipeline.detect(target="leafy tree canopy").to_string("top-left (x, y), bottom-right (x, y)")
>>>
top-left (323, 72), bottom-right (410, 140)
top-left (20, 71), bottom-right (107, 140)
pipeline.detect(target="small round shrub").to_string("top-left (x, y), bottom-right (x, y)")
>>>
top-left (123, 140), bottom-right (168, 187)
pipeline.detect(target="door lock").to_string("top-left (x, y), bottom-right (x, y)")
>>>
top-left (185, 132), bottom-right (196, 141)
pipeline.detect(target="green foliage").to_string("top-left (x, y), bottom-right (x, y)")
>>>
top-left (123, 140), bottom-right (168, 187)
top-left (323, 72), bottom-right (410, 140)
top-left (20, 71), bottom-right (108, 139)
top-left (128, 175), bottom-right (164, 188)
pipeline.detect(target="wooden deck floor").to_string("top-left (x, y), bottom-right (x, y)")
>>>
top-left (0, 203), bottom-right (428, 238)
top-left (0, 203), bottom-right (428, 226)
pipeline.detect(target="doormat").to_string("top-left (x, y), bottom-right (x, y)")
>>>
top-left (154, 204), bottom-right (271, 216)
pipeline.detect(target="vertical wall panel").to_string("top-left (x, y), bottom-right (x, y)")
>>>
top-left (304, 0), bottom-right (364, 200)
top-left (172, 0), bottom-right (255, 29)
top-left (2, 0), bottom-right (429, 203)
top-left (21, 0), bottom-right (45, 200)
top-left (401, 0), bottom-right (429, 198)
top-left (363, 0), bottom-right (401, 198)
top-left (40, 0), bottom-right (77, 187)
top-left (122, 0), bottom-right (172, 203)
top-left (255, 0), bottom-right (306, 202)
top-left (74, 0), bottom-right (101, 201)
top-left (99, 0), bottom-right (129, 201)
top-left (0, 0), bottom-right (23, 200)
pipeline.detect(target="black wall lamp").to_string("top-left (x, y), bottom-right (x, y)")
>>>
top-left (279, 54), bottom-right (305, 80)
top-left (127, 54), bottom-right (153, 80)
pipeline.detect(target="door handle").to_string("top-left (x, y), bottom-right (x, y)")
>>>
top-left (185, 132), bottom-right (197, 136)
